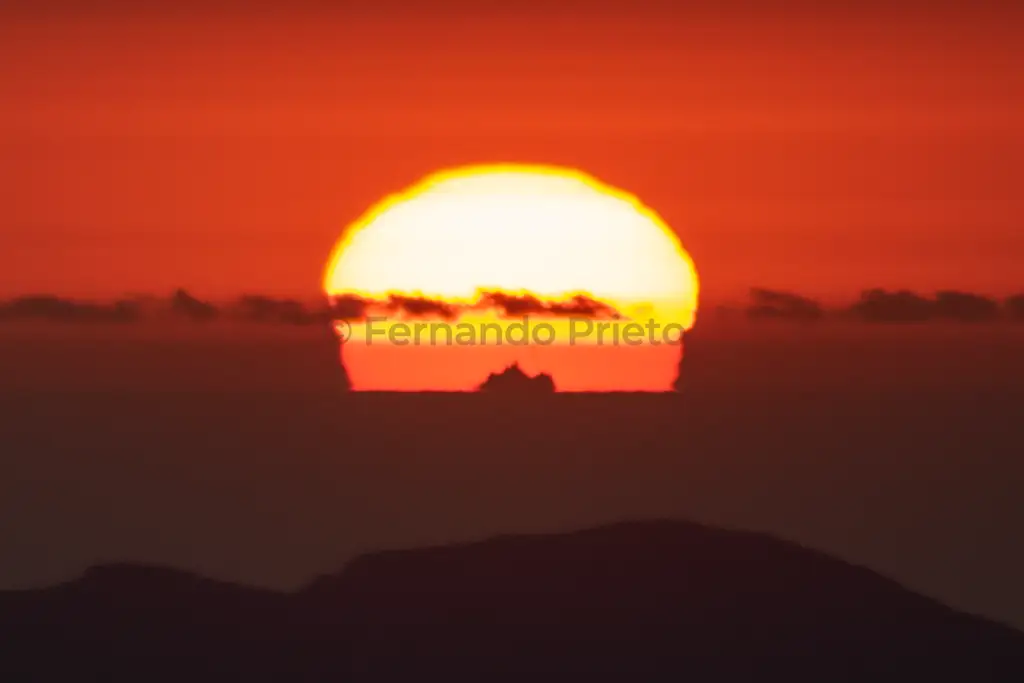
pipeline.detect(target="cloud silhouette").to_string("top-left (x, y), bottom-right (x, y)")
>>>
top-left (745, 288), bottom-right (823, 321)
top-left (476, 291), bottom-right (547, 316)
top-left (849, 289), bottom-right (1004, 323)
top-left (2, 288), bottom-right (1018, 327)
top-left (229, 295), bottom-right (326, 325)
top-left (383, 294), bottom-right (459, 320)
top-left (548, 295), bottom-right (624, 319)
top-left (933, 291), bottom-right (1001, 322)
top-left (328, 294), bottom-right (371, 320)
top-left (325, 291), bottom-right (624, 321)
top-left (170, 289), bottom-right (219, 321)
top-left (0, 295), bottom-right (140, 323)
top-left (326, 293), bottom-right (458, 320)
top-left (849, 289), bottom-right (934, 322)
top-left (477, 291), bottom-right (623, 319)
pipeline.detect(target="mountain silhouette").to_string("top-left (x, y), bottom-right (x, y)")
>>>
top-left (1, 519), bottom-right (1021, 680)
top-left (478, 362), bottom-right (555, 393)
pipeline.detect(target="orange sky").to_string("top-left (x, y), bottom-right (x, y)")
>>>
top-left (1, 2), bottom-right (1021, 303)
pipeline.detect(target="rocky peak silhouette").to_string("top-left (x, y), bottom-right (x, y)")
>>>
top-left (478, 362), bottom-right (555, 393)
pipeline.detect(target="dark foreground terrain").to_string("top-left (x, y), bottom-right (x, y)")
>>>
top-left (1, 519), bottom-right (1022, 681)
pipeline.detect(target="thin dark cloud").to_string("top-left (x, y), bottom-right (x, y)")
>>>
top-left (326, 291), bottom-right (623, 321)
top-left (383, 295), bottom-right (459, 320)
top-left (849, 289), bottom-right (935, 322)
top-left (0, 295), bottom-right (140, 323)
top-left (476, 291), bottom-right (546, 316)
top-left (328, 294), bottom-right (371, 321)
top-left (933, 291), bottom-right (1001, 322)
top-left (2, 288), bottom-right (1019, 326)
top-left (547, 295), bottom-right (623, 319)
top-left (327, 293), bottom-right (459, 321)
top-left (477, 291), bottom-right (623, 319)
top-left (170, 289), bottom-right (219, 322)
top-left (229, 295), bottom-right (327, 326)
top-left (849, 289), bottom-right (1003, 323)
top-left (745, 288), bottom-right (823, 321)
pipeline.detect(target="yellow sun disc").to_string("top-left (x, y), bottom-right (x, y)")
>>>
top-left (322, 163), bottom-right (700, 391)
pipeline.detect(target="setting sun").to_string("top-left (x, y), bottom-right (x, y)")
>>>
top-left (323, 164), bottom-right (699, 391)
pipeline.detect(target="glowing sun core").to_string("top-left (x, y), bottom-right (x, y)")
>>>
top-left (323, 164), bottom-right (699, 391)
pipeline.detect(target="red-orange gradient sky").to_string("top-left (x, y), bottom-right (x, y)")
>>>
top-left (1, 2), bottom-right (1021, 303)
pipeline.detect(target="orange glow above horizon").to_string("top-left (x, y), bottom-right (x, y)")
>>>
top-left (323, 164), bottom-right (699, 391)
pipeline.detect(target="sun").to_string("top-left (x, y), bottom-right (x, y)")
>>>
top-left (323, 163), bottom-right (699, 391)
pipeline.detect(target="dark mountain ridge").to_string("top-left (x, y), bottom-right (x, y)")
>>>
top-left (1, 519), bottom-right (1021, 681)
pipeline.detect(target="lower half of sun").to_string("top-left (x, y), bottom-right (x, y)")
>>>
top-left (323, 164), bottom-right (700, 392)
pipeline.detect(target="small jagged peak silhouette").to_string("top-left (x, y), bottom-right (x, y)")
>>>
top-left (478, 362), bottom-right (555, 393)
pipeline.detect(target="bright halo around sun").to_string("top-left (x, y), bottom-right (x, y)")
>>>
top-left (323, 164), bottom-right (699, 392)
